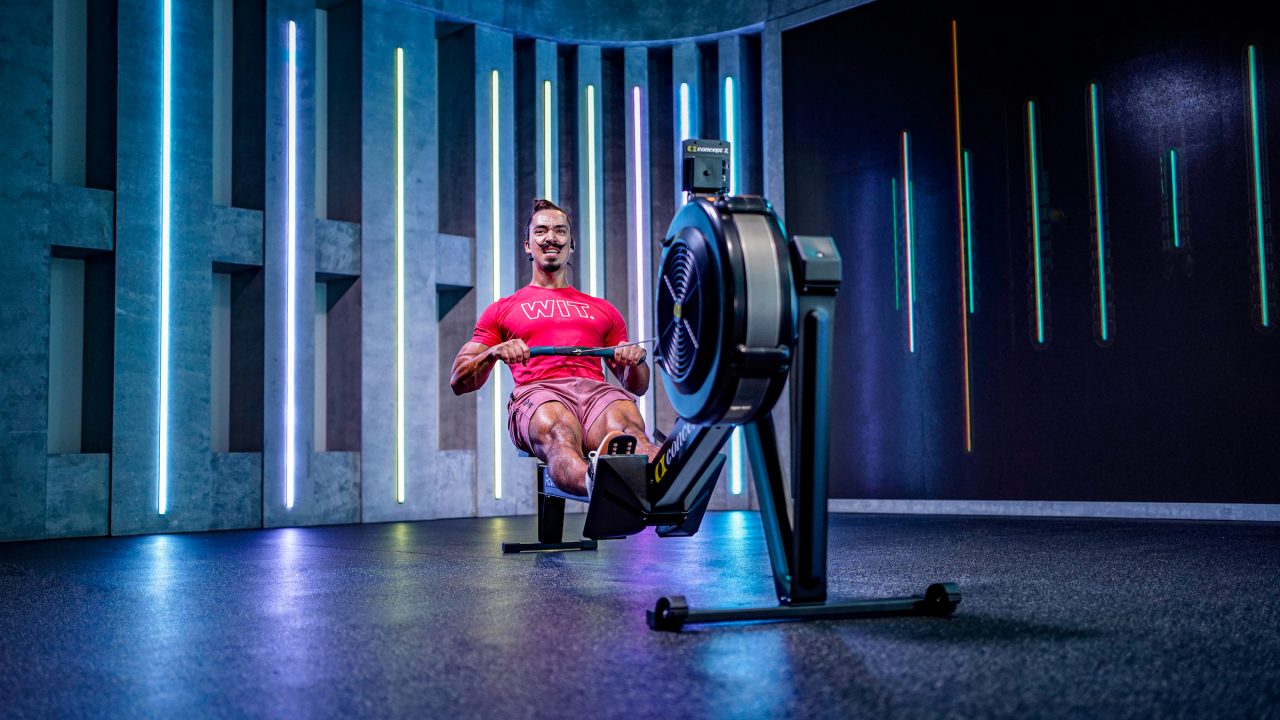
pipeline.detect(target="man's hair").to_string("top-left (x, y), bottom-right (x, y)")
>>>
top-left (526, 198), bottom-right (573, 249)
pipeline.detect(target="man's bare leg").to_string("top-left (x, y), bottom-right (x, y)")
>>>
top-left (527, 401), bottom-right (590, 496)
top-left (585, 400), bottom-right (662, 463)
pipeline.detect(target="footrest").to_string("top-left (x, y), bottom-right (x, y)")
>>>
top-left (541, 475), bottom-right (590, 504)
top-left (501, 539), bottom-right (598, 554)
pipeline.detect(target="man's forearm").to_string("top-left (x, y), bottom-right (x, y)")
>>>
top-left (450, 351), bottom-right (496, 395)
top-left (621, 363), bottom-right (649, 395)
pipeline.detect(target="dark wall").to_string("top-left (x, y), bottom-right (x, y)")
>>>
top-left (783, 0), bottom-right (1280, 502)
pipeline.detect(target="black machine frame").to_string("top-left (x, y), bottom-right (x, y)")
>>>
top-left (500, 175), bottom-right (959, 630)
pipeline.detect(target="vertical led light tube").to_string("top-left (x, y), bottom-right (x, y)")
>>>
top-left (724, 76), bottom-right (737, 195)
top-left (586, 84), bottom-right (598, 297)
top-left (950, 20), bottom-right (972, 452)
top-left (963, 151), bottom-right (976, 314)
top-left (1247, 45), bottom-right (1271, 328)
top-left (395, 48), bottom-right (405, 504)
top-left (631, 86), bottom-right (647, 426)
top-left (1027, 100), bottom-right (1046, 345)
top-left (1169, 149), bottom-right (1182, 248)
top-left (158, 0), bottom-right (172, 514)
top-left (901, 131), bottom-right (916, 353)
top-left (543, 79), bottom-right (553, 200)
top-left (1088, 83), bottom-right (1110, 342)
top-left (285, 20), bottom-right (298, 509)
top-left (679, 82), bottom-right (691, 140)
top-left (492, 69), bottom-right (503, 499)
top-left (723, 74), bottom-right (742, 493)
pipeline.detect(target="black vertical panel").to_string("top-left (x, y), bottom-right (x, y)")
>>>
top-left (85, 0), bottom-right (117, 191)
top-left (743, 33), bottom-right (763, 196)
top-left (80, 253), bottom-right (114, 453)
top-left (436, 23), bottom-right (475, 238)
top-left (232, 0), bottom-right (266, 211)
top-left (783, 0), bottom-right (1280, 504)
top-left (698, 42), bottom-right (719, 143)
top-left (602, 49), bottom-right (628, 317)
top-left (326, 0), bottom-right (361, 223)
top-left (557, 47), bottom-right (579, 252)
top-left (326, 277), bottom-right (360, 451)
top-left (229, 269), bottom-right (264, 452)
top-left (647, 47), bottom-right (678, 433)
top-left (515, 39), bottom-right (537, 289)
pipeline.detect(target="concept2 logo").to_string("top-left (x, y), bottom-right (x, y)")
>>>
top-left (652, 422), bottom-right (697, 484)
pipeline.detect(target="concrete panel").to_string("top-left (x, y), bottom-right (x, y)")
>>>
top-left (111, 0), bottom-right (217, 536)
top-left (0, 0), bottom-right (53, 542)
top-left (359, 0), bottom-right (445, 523)
top-left (315, 217), bottom-right (360, 277)
top-left (575, 45), bottom-right (603, 297)
top-left (435, 233), bottom-right (475, 289)
top-left (209, 452), bottom-right (262, 530)
top-left (311, 451), bottom-right (360, 525)
top-left (212, 204), bottom-right (265, 267)
top-left (51, 185), bottom-right (114, 253)
top-left (473, 26), bottom-right (527, 518)
top-left (45, 453), bottom-right (109, 538)
top-left (262, 0), bottom-right (319, 528)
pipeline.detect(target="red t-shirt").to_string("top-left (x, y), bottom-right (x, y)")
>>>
top-left (470, 285), bottom-right (629, 386)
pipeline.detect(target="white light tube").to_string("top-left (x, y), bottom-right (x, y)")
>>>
top-left (285, 20), bottom-right (297, 509)
top-left (395, 48), bottom-right (406, 504)
top-left (158, 0), bottom-right (172, 515)
top-left (492, 69), bottom-right (503, 499)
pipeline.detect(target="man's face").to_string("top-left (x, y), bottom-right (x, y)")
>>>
top-left (527, 209), bottom-right (572, 270)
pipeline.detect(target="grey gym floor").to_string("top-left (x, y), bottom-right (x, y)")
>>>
top-left (2, 512), bottom-right (1278, 719)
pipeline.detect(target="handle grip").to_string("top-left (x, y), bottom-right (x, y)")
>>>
top-left (528, 346), bottom-right (617, 358)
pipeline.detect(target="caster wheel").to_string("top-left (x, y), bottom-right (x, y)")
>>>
top-left (923, 582), bottom-right (961, 616)
top-left (647, 596), bottom-right (689, 632)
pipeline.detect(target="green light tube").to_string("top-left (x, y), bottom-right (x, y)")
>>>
top-left (492, 69), bottom-right (503, 499)
top-left (395, 48), bottom-right (405, 504)
top-left (543, 79), bottom-right (553, 200)
top-left (1027, 100), bottom-right (1045, 344)
top-left (963, 150), bottom-right (976, 314)
top-left (1248, 45), bottom-right (1271, 327)
top-left (1089, 83), bottom-right (1109, 342)
top-left (1170, 149), bottom-right (1182, 249)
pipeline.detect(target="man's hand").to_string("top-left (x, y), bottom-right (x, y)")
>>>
top-left (611, 343), bottom-right (647, 367)
top-left (489, 338), bottom-right (531, 366)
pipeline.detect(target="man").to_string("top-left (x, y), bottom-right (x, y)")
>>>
top-left (450, 199), bottom-right (661, 496)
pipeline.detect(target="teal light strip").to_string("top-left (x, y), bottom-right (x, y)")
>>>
top-left (1089, 83), bottom-right (1109, 342)
top-left (158, 0), bottom-right (172, 514)
top-left (892, 177), bottom-right (900, 311)
top-left (1027, 100), bottom-right (1045, 344)
top-left (1248, 45), bottom-right (1271, 328)
top-left (1170, 149), bottom-right (1182, 249)
top-left (963, 150), bottom-right (976, 314)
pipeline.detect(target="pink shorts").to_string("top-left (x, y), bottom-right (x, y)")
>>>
top-left (507, 377), bottom-right (636, 454)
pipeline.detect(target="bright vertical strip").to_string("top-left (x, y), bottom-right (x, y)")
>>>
top-left (724, 74), bottom-right (741, 492)
top-left (902, 131), bottom-right (916, 353)
top-left (587, 84), bottom-right (598, 297)
top-left (1089, 83), bottom-right (1109, 341)
top-left (491, 69), bottom-right (503, 499)
top-left (395, 48), bottom-right (405, 504)
top-left (285, 20), bottom-right (298, 509)
top-left (950, 20), bottom-right (972, 452)
top-left (724, 76), bottom-right (737, 195)
top-left (543, 79), bottom-right (553, 200)
top-left (1170, 149), bottom-right (1182, 248)
top-left (1248, 45), bottom-right (1271, 327)
top-left (892, 178), bottom-right (900, 311)
top-left (158, 0), bottom-right (172, 514)
top-left (963, 151), bottom-right (976, 314)
top-left (632, 86), bottom-right (647, 426)
top-left (1027, 100), bottom-right (1045, 345)
top-left (679, 82), bottom-right (691, 140)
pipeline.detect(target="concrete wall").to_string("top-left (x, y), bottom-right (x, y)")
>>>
top-left (1, 0), bottom-right (779, 542)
